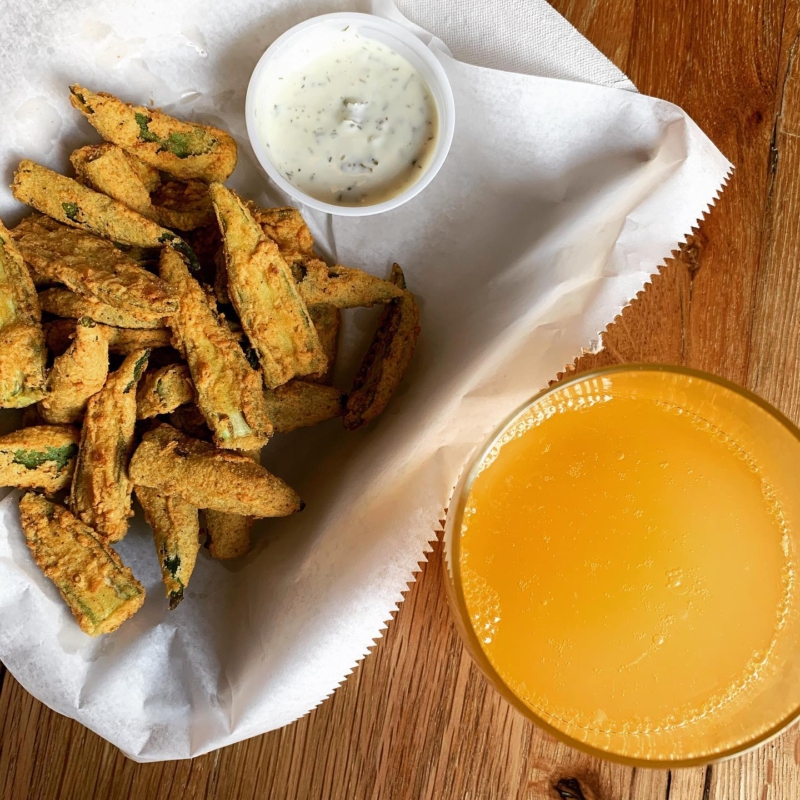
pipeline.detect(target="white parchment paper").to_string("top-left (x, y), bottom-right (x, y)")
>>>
top-left (0, 0), bottom-right (731, 761)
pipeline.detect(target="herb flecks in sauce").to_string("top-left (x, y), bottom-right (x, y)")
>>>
top-left (257, 31), bottom-right (438, 206)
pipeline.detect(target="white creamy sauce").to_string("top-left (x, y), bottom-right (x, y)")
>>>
top-left (256, 31), bottom-right (438, 206)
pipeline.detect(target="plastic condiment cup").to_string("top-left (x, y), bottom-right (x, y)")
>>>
top-left (245, 12), bottom-right (456, 217)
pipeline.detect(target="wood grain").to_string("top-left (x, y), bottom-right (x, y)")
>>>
top-left (3, 1), bottom-right (800, 798)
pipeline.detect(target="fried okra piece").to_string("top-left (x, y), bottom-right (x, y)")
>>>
top-left (151, 180), bottom-right (214, 231)
top-left (70, 349), bottom-right (150, 541)
top-left (136, 364), bottom-right (194, 419)
top-left (160, 247), bottom-right (272, 450)
top-left (69, 85), bottom-right (238, 183)
top-left (135, 486), bottom-right (199, 609)
top-left (265, 381), bottom-right (344, 434)
top-left (71, 143), bottom-right (156, 218)
top-left (295, 259), bottom-right (404, 308)
top-left (344, 264), bottom-right (420, 430)
top-left (12, 215), bottom-right (176, 317)
top-left (38, 288), bottom-right (167, 329)
top-left (307, 304), bottom-right (340, 384)
top-left (39, 318), bottom-right (109, 424)
top-left (19, 493), bottom-right (145, 636)
top-left (130, 424), bottom-right (302, 517)
top-left (0, 220), bottom-right (46, 407)
top-left (44, 319), bottom-right (171, 356)
top-left (205, 447), bottom-right (260, 560)
top-left (210, 184), bottom-right (326, 387)
top-left (0, 425), bottom-right (79, 492)
top-left (13, 161), bottom-right (176, 247)
top-left (250, 206), bottom-right (315, 257)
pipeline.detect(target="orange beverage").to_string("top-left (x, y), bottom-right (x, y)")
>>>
top-left (446, 367), bottom-right (800, 764)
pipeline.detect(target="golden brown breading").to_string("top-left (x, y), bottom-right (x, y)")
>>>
top-left (210, 184), bottom-right (326, 387)
top-left (0, 425), bottom-right (79, 492)
top-left (130, 424), bottom-right (302, 517)
top-left (135, 485), bottom-right (199, 609)
top-left (159, 247), bottom-right (272, 449)
top-left (39, 317), bottom-right (110, 424)
top-left (344, 264), bottom-right (420, 430)
top-left (250, 206), bottom-right (315, 257)
top-left (12, 215), bottom-right (176, 317)
top-left (151, 180), bottom-right (214, 231)
top-left (71, 143), bottom-right (156, 218)
top-left (205, 508), bottom-right (254, 560)
top-left (38, 288), bottom-right (167, 329)
top-left (19, 493), bottom-right (145, 636)
top-left (307, 304), bottom-right (340, 385)
top-left (205, 447), bottom-right (260, 560)
top-left (44, 319), bottom-right (172, 356)
top-left (69, 85), bottom-right (238, 183)
top-left (0, 219), bottom-right (46, 408)
top-left (296, 259), bottom-right (404, 308)
top-left (69, 349), bottom-right (150, 541)
top-left (12, 161), bottom-right (186, 251)
top-left (265, 381), bottom-right (344, 434)
top-left (136, 363), bottom-right (194, 419)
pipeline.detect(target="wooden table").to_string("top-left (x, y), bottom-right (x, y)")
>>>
top-left (3, 1), bottom-right (800, 797)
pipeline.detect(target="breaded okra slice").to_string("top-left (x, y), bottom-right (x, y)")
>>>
top-left (151, 180), bottom-right (214, 232)
top-left (71, 143), bottom-right (157, 218)
top-left (19, 492), bottom-right (145, 636)
top-left (204, 448), bottom-right (261, 560)
top-left (129, 424), bottom-right (302, 518)
top-left (307, 304), bottom-right (340, 385)
top-left (69, 85), bottom-right (238, 183)
top-left (0, 219), bottom-right (46, 407)
top-left (264, 381), bottom-right (344, 434)
top-left (250, 205), bottom-right (315, 257)
top-left (12, 214), bottom-right (176, 317)
top-left (69, 348), bottom-right (150, 541)
top-left (0, 425), bottom-right (79, 492)
top-left (44, 318), bottom-right (171, 356)
top-left (38, 288), bottom-right (167, 329)
top-left (159, 247), bottom-right (272, 450)
top-left (12, 162), bottom-right (199, 270)
top-left (344, 264), bottom-right (420, 430)
top-left (136, 363), bottom-right (194, 419)
top-left (210, 184), bottom-right (326, 387)
top-left (135, 486), bottom-right (200, 609)
top-left (39, 317), bottom-right (110, 424)
top-left (295, 259), bottom-right (404, 308)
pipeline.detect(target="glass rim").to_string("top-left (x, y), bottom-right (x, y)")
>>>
top-left (445, 363), bottom-right (800, 768)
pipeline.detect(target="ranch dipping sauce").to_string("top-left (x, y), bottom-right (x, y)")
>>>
top-left (254, 29), bottom-right (439, 206)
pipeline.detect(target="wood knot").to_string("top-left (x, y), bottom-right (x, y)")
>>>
top-left (679, 234), bottom-right (705, 275)
top-left (554, 777), bottom-right (588, 800)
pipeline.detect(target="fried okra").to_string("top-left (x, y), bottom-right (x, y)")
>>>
top-left (135, 486), bottom-right (200, 609)
top-left (38, 288), bottom-right (167, 329)
top-left (39, 317), bottom-right (109, 424)
top-left (159, 247), bottom-right (272, 449)
top-left (265, 381), bottom-right (344, 434)
top-left (0, 219), bottom-right (46, 408)
top-left (295, 260), bottom-right (404, 308)
top-left (130, 424), bottom-right (302, 517)
top-left (210, 184), bottom-right (326, 387)
top-left (20, 493), bottom-right (145, 636)
top-left (44, 318), bottom-right (171, 356)
top-left (70, 349), bottom-right (150, 541)
top-left (69, 85), bottom-right (238, 183)
top-left (151, 180), bottom-right (214, 231)
top-left (0, 425), bottom-right (79, 492)
top-left (71, 143), bottom-right (156, 218)
top-left (136, 364), bottom-right (194, 419)
top-left (344, 264), bottom-right (420, 430)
